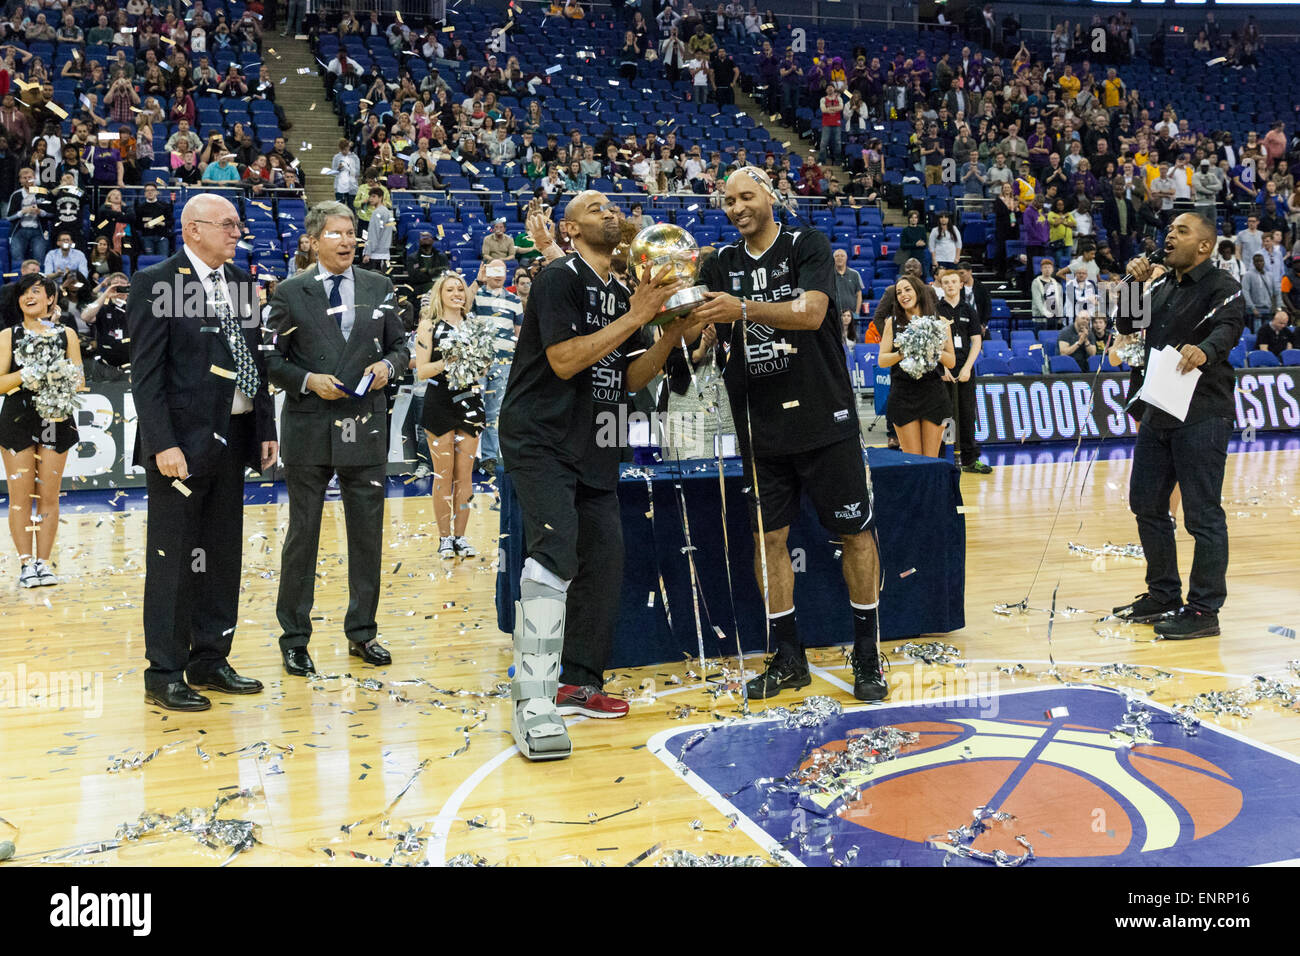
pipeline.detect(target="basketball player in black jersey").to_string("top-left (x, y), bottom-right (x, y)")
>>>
top-left (498, 190), bottom-right (701, 760)
top-left (692, 167), bottom-right (888, 702)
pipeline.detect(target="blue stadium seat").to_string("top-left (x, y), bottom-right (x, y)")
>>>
top-left (976, 357), bottom-right (1011, 377)
top-left (1008, 356), bottom-right (1042, 375)
top-left (1050, 355), bottom-right (1081, 374)
top-left (1247, 350), bottom-right (1281, 368)
top-left (1281, 349), bottom-right (1300, 367)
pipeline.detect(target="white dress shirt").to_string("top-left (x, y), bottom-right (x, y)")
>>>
top-left (183, 244), bottom-right (253, 414)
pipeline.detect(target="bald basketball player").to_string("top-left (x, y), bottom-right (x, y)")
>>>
top-left (691, 166), bottom-right (889, 702)
top-left (497, 191), bottom-right (703, 760)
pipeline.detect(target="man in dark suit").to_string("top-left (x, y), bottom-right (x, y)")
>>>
top-left (1102, 181), bottom-right (1138, 265)
top-left (265, 201), bottom-right (408, 676)
top-left (128, 193), bottom-right (279, 711)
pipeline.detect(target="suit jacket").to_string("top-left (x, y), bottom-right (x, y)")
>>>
top-left (127, 249), bottom-right (277, 476)
top-left (1102, 195), bottom-right (1136, 237)
top-left (265, 264), bottom-right (408, 467)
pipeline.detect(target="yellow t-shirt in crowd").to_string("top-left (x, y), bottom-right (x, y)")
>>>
top-left (1102, 78), bottom-right (1124, 108)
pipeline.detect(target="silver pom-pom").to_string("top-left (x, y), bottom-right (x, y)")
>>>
top-left (14, 329), bottom-right (83, 422)
top-left (894, 315), bottom-right (947, 380)
top-left (441, 317), bottom-right (497, 391)
top-left (1115, 333), bottom-right (1146, 369)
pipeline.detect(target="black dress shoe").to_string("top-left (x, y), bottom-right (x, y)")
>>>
top-left (188, 664), bottom-right (263, 695)
top-left (144, 682), bottom-right (211, 712)
top-left (282, 646), bottom-right (316, 676)
top-left (349, 638), bottom-right (392, 666)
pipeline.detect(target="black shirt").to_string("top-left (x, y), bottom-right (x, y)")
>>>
top-left (937, 296), bottom-right (980, 369)
top-left (1256, 323), bottom-right (1295, 356)
top-left (91, 299), bottom-right (130, 368)
top-left (499, 253), bottom-right (647, 490)
top-left (1116, 258), bottom-right (1245, 428)
top-left (698, 226), bottom-right (858, 458)
top-left (134, 198), bottom-right (172, 238)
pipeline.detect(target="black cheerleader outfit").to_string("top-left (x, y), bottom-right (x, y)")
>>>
top-left (886, 315), bottom-right (953, 426)
top-left (0, 324), bottom-right (80, 454)
top-left (420, 318), bottom-right (486, 436)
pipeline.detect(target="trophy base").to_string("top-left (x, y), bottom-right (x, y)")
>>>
top-left (649, 285), bottom-right (710, 325)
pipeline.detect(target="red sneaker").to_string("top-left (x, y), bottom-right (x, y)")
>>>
top-left (556, 684), bottom-right (630, 719)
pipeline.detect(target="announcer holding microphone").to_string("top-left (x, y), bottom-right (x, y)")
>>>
top-left (1112, 214), bottom-right (1244, 640)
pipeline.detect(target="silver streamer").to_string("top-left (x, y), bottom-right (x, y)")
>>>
top-left (1068, 541), bottom-right (1145, 559)
top-left (900, 641), bottom-right (964, 666)
top-left (928, 806), bottom-right (1035, 867)
top-left (657, 849), bottom-right (772, 867)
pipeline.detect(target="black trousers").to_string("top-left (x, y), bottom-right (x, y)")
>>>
top-left (142, 413), bottom-right (253, 690)
top-left (1129, 415), bottom-right (1231, 612)
top-left (512, 461), bottom-right (623, 689)
top-left (276, 462), bottom-right (386, 648)
top-left (947, 377), bottom-right (980, 465)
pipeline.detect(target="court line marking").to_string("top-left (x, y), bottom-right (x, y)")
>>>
top-left (428, 682), bottom-right (700, 866)
top-left (645, 683), bottom-right (1300, 867)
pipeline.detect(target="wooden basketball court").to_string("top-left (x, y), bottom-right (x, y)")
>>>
top-left (1, 439), bottom-right (1298, 866)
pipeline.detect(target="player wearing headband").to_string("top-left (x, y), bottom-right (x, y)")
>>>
top-left (498, 191), bottom-right (701, 760)
top-left (692, 167), bottom-right (888, 702)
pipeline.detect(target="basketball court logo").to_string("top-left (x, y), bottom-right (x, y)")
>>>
top-left (652, 686), bottom-right (1300, 867)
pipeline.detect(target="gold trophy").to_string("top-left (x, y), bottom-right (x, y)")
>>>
top-left (627, 223), bottom-right (710, 324)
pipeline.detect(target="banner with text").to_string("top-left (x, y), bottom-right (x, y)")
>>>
top-left (49, 383), bottom-right (419, 492)
top-left (973, 369), bottom-right (1300, 444)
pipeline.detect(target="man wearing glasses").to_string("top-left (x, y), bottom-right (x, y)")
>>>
top-left (128, 193), bottom-right (279, 711)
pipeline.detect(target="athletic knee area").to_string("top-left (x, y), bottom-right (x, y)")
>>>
top-left (756, 527), bottom-right (790, 554)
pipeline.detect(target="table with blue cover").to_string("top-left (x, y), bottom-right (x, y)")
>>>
top-left (495, 448), bottom-right (965, 669)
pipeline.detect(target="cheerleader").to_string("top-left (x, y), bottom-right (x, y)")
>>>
top-left (0, 274), bottom-right (82, 587)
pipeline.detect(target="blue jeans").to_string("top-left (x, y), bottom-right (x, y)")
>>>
top-left (140, 235), bottom-right (170, 256)
top-left (284, 0), bottom-right (305, 34)
top-left (478, 361), bottom-right (510, 463)
top-left (9, 226), bottom-right (49, 268)
top-left (819, 124), bottom-right (842, 164)
top-left (1129, 415), bottom-right (1231, 611)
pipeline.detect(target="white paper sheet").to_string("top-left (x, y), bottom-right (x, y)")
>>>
top-left (1135, 344), bottom-right (1201, 421)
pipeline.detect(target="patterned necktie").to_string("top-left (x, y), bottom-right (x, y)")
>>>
top-left (328, 274), bottom-right (344, 332)
top-left (210, 273), bottom-right (260, 398)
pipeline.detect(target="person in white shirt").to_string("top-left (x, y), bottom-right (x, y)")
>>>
top-left (1063, 269), bottom-right (1098, 322)
top-left (1066, 245), bottom-right (1100, 282)
top-left (362, 188), bottom-right (394, 267)
top-left (1213, 240), bottom-right (1245, 284)
top-left (331, 139), bottom-right (361, 206)
top-left (1031, 258), bottom-right (1063, 325)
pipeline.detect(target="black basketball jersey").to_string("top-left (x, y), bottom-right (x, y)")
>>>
top-left (699, 225), bottom-right (858, 458)
top-left (499, 252), bottom-right (645, 489)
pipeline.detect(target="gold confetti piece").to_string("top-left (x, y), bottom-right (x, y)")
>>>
top-left (210, 365), bottom-right (236, 379)
top-left (899, 568), bottom-right (917, 578)
top-left (781, 400), bottom-right (800, 409)
top-left (171, 480), bottom-right (192, 497)
top-left (956, 506), bottom-right (979, 515)
top-left (47, 103), bottom-right (68, 119)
